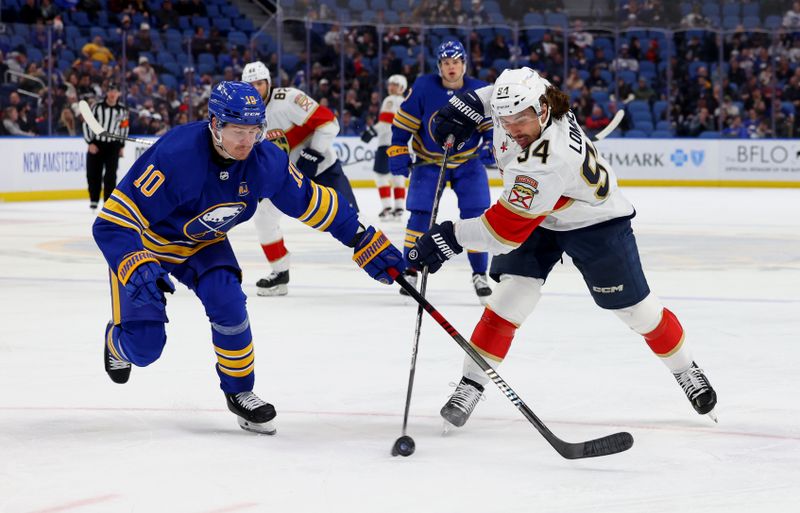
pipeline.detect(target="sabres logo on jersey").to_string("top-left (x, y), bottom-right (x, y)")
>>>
top-left (507, 176), bottom-right (539, 210)
top-left (184, 202), bottom-right (246, 242)
top-left (266, 129), bottom-right (290, 155)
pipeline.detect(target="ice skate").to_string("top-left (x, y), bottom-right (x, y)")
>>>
top-left (471, 273), bottom-right (492, 305)
top-left (378, 206), bottom-right (393, 221)
top-left (256, 270), bottom-right (289, 296)
top-left (225, 391), bottom-right (277, 435)
top-left (398, 269), bottom-right (418, 296)
top-left (104, 321), bottom-right (131, 384)
top-left (391, 207), bottom-right (405, 220)
top-left (674, 362), bottom-right (718, 422)
top-left (441, 377), bottom-right (485, 431)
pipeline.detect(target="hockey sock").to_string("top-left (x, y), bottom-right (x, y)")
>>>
top-left (462, 307), bottom-right (517, 385)
top-left (261, 239), bottom-right (290, 272)
top-left (375, 173), bottom-right (392, 209)
top-left (403, 211), bottom-right (431, 261)
top-left (392, 175), bottom-right (406, 209)
top-left (467, 250), bottom-right (488, 275)
top-left (643, 308), bottom-right (694, 373)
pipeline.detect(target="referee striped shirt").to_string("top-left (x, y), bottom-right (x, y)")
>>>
top-left (82, 99), bottom-right (130, 145)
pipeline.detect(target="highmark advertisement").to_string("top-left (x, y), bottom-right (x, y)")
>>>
top-left (1, 136), bottom-right (799, 201)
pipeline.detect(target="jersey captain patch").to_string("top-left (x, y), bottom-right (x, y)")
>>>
top-left (507, 176), bottom-right (539, 210)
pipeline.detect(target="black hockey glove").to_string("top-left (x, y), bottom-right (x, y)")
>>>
top-left (360, 125), bottom-right (377, 143)
top-left (407, 221), bottom-right (463, 274)
top-left (295, 148), bottom-right (325, 178)
top-left (431, 90), bottom-right (485, 151)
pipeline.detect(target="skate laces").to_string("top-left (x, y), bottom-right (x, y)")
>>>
top-left (447, 380), bottom-right (484, 412)
top-left (675, 366), bottom-right (711, 401)
top-left (235, 391), bottom-right (267, 411)
top-left (107, 355), bottom-right (130, 370)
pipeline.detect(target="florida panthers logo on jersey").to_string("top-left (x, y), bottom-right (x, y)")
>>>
top-left (265, 129), bottom-right (290, 155)
top-left (507, 176), bottom-right (539, 210)
top-left (184, 202), bottom-right (247, 242)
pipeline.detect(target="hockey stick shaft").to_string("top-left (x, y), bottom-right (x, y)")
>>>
top-left (389, 269), bottom-right (633, 459)
top-left (78, 100), bottom-right (155, 147)
top-left (593, 109), bottom-right (624, 141)
top-left (400, 134), bottom-right (455, 436)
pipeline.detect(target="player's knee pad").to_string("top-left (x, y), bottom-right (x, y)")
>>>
top-left (487, 274), bottom-right (544, 326)
top-left (612, 293), bottom-right (664, 334)
top-left (196, 267), bottom-right (248, 326)
top-left (120, 320), bottom-right (166, 366)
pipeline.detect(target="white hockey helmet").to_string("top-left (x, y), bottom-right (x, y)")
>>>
top-left (241, 61), bottom-right (271, 85)
top-left (490, 67), bottom-right (552, 117)
top-left (387, 74), bottom-right (407, 94)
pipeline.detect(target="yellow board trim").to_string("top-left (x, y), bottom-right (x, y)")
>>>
top-left (0, 189), bottom-right (88, 202)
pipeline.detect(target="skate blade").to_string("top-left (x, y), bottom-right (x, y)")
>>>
top-left (441, 420), bottom-right (457, 436)
top-left (256, 284), bottom-right (288, 297)
top-left (237, 417), bottom-right (277, 435)
top-left (706, 409), bottom-right (718, 423)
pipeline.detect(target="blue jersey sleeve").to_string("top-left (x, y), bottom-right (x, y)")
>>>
top-left (391, 79), bottom-right (424, 146)
top-left (266, 158), bottom-right (361, 247)
top-left (92, 139), bottom-right (195, 283)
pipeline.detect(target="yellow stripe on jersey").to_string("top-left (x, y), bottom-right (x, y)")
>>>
top-left (477, 120), bottom-right (493, 132)
top-left (299, 183), bottom-right (338, 231)
top-left (111, 190), bottom-right (150, 229)
top-left (97, 210), bottom-right (143, 232)
top-left (393, 109), bottom-right (421, 132)
top-left (102, 197), bottom-right (145, 232)
top-left (109, 270), bottom-right (122, 325)
top-left (395, 108), bottom-right (421, 126)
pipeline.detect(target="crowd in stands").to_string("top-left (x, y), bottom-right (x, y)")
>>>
top-left (1, 0), bottom-right (799, 140)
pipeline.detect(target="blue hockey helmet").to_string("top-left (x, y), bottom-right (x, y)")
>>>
top-left (208, 81), bottom-right (266, 128)
top-left (437, 40), bottom-right (467, 63)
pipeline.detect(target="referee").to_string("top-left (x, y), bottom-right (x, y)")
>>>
top-left (82, 82), bottom-right (129, 211)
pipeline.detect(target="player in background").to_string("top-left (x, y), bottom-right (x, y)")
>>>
top-left (409, 68), bottom-right (718, 428)
top-left (360, 74), bottom-right (409, 221)
top-left (241, 61), bottom-right (359, 296)
top-left (389, 40), bottom-right (494, 304)
top-left (93, 81), bottom-right (404, 435)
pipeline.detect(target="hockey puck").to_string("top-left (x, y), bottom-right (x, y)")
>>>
top-left (391, 435), bottom-right (415, 457)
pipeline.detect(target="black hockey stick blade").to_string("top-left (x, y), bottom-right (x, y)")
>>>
top-left (390, 270), bottom-right (634, 459)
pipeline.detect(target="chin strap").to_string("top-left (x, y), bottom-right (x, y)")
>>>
top-left (208, 122), bottom-right (240, 161)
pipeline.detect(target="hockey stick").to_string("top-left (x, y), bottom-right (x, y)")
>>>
top-left (388, 269), bottom-right (634, 460)
top-left (78, 100), bottom-right (155, 146)
top-left (593, 109), bottom-right (625, 141)
top-left (393, 135), bottom-right (455, 457)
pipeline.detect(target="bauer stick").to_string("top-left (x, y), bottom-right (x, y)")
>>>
top-left (78, 100), bottom-right (155, 146)
top-left (392, 134), bottom-right (455, 456)
top-left (389, 268), bottom-right (634, 460)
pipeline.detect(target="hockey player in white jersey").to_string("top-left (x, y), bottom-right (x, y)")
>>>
top-left (361, 74), bottom-right (408, 220)
top-left (409, 67), bottom-right (718, 428)
top-left (242, 61), bottom-right (359, 296)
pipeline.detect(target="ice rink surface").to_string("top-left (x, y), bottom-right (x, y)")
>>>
top-left (1, 186), bottom-right (799, 513)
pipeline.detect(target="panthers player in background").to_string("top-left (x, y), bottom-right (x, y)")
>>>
top-left (93, 81), bottom-right (404, 435)
top-left (241, 61), bottom-right (359, 296)
top-left (361, 74), bottom-right (409, 220)
top-left (409, 68), bottom-right (718, 429)
top-left (389, 40), bottom-right (494, 304)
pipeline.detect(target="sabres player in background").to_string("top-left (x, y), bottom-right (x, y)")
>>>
top-left (360, 74), bottom-right (409, 220)
top-left (409, 68), bottom-right (718, 429)
top-left (241, 61), bottom-right (359, 296)
top-left (93, 81), bottom-right (404, 435)
top-left (389, 40), bottom-right (494, 304)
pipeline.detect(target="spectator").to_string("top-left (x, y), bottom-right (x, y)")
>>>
top-left (688, 107), bottom-right (715, 137)
top-left (137, 23), bottom-right (154, 53)
top-left (3, 106), bottom-right (35, 136)
top-left (82, 36), bottom-right (115, 65)
top-left (585, 104), bottom-right (610, 133)
top-left (570, 20), bottom-right (594, 49)
top-left (57, 105), bottom-right (78, 136)
top-left (40, 0), bottom-right (59, 21)
top-left (633, 76), bottom-right (655, 101)
top-left (611, 44), bottom-right (639, 72)
top-left (722, 115), bottom-right (748, 138)
top-left (19, 0), bottom-right (39, 24)
top-left (132, 56), bottom-right (158, 87)
top-left (565, 68), bottom-right (584, 91)
top-left (155, 0), bottom-right (180, 30)
top-left (486, 34), bottom-right (511, 63)
top-left (586, 66), bottom-right (608, 92)
top-left (681, 4), bottom-right (709, 27)
top-left (783, 1), bottom-right (800, 29)
top-left (0, 50), bottom-right (8, 83)
top-left (189, 0), bottom-right (208, 17)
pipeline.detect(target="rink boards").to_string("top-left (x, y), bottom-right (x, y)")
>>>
top-left (1, 135), bottom-right (799, 201)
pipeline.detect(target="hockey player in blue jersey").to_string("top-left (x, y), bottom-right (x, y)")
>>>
top-left (389, 40), bottom-right (494, 303)
top-left (93, 81), bottom-right (405, 435)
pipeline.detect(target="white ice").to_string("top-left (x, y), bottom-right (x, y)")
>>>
top-left (1, 187), bottom-right (799, 513)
